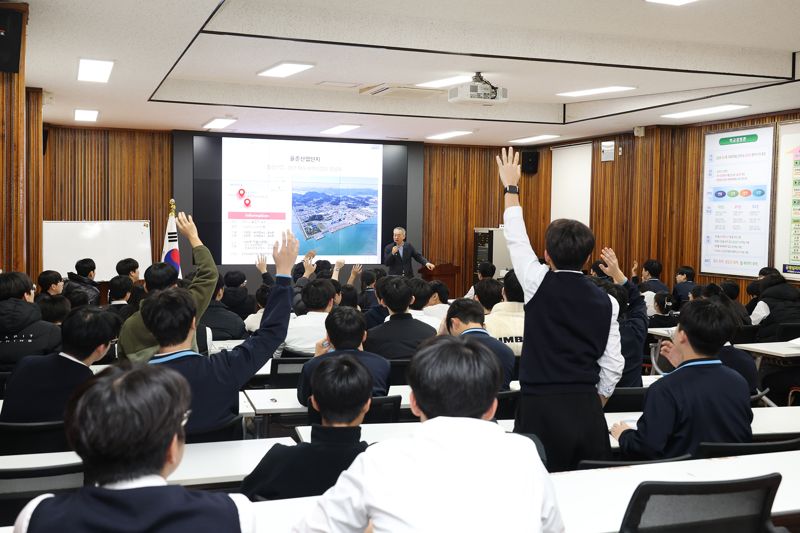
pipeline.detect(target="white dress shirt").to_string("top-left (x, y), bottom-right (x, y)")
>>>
top-left (294, 417), bottom-right (564, 533)
top-left (383, 309), bottom-right (441, 330)
top-left (503, 206), bottom-right (623, 398)
top-left (422, 303), bottom-right (450, 322)
top-left (750, 300), bottom-right (770, 325)
top-left (14, 475), bottom-right (257, 533)
top-left (244, 309), bottom-right (264, 333)
top-left (284, 311), bottom-right (329, 355)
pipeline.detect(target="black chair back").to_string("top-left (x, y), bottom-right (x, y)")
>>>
top-left (388, 360), bottom-right (411, 386)
top-left (185, 416), bottom-right (243, 444)
top-left (269, 357), bottom-right (311, 389)
top-left (577, 454), bottom-right (691, 470)
top-left (619, 473), bottom-right (782, 533)
top-left (0, 421), bottom-right (69, 455)
top-left (0, 372), bottom-right (10, 400)
top-left (695, 436), bottom-right (800, 459)
top-left (774, 323), bottom-right (800, 342)
top-left (731, 325), bottom-right (759, 344)
top-left (495, 390), bottom-right (520, 420)
top-left (363, 395), bottom-right (401, 424)
top-left (604, 388), bottom-right (646, 413)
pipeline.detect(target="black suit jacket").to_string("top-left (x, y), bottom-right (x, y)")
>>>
top-left (363, 313), bottom-right (436, 359)
top-left (383, 242), bottom-right (428, 277)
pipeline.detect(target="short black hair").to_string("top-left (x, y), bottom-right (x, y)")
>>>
top-left (65, 290), bottom-right (90, 309)
top-left (374, 274), bottom-right (391, 300)
top-left (109, 275), bottom-right (134, 300)
top-left (325, 306), bottom-right (366, 350)
top-left (115, 258), bottom-right (139, 277)
top-left (311, 354), bottom-right (372, 424)
top-left (291, 262), bottom-right (305, 283)
top-left (62, 306), bottom-right (122, 360)
top-left (339, 284), bottom-right (359, 309)
top-left (372, 268), bottom-right (387, 281)
top-left (37, 270), bottom-right (62, 293)
top-left (75, 258), bottom-right (96, 278)
top-left (676, 265), bottom-right (695, 281)
top-left (545, 219), bottom-right (595, 270)
top-left (144, 263), bottom-right (179, 292)
top-left (407, 277), bottom-right (432, 310)
top-left (408, 336), bottom-right (501, 419)
top-left (66, 364), bottom-right (190, 485)
top-left (141, 288), bottom-right (196, 347)
top-left (446, 299), bottom-right (485, 333)
top-left (642, 259), bottom-right (663, 278)
top-left (381, 276), bottom-right (413, 313)
top-left (301, 279), bottom-right (336, 311)
top-left (689, 285), bottom-right (704, 300)
top-left (654, 291), bottom-right (674, 314)
top-left (330, 279), bottom-right (341, 295)
top-left (477, 262), bottom-right (496, 278)
top-left (746, 280), bottom-right (760, 297)
top-left (429, 280), bottom-right (449, 304)
top-left (502, 270), bottom-right (524, 303)
top-left (678, 299), bottom-right (737, 357)
top-left (473, 278), bottom-right (503, 311)
top-left (759, 273), bottom-right (787, 292)
top-left (590, 260), bottom-right (608, 278)
top-left (255, 284), bottom-right (271, 308)
top-left (213, 274), bottom-right (225, 294)
top-left (0, 272), bottom-right (34, 300)
top-left (314, 260), bottom-right (333, 279)
top-left (38, 294), bottom-right (72, 324)
top-left (223, 270), bottom-right (246, 287)
top-left (758, 267), bottom-right (780, 278)
top-left (720, 280), bottom-right (740, 301)
top-left (590, 277), bottom-right (629, 315)
top-left (360, 270), bottom-right (376, 291)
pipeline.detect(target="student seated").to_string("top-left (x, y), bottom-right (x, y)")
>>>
top-left (1, 307), bottom-right (120, 422)
top-left (63, 258), bottom-right (100, 306)
top-left (648, 292), bottom-right (678, 328)
top-left (37, 294), bottom-right (71, 325)
top-left (751, 272), bottom-right (800, 341)
top-left (13, 365), bottom-right (258, 533)
top-left (484, 270), bottom-right (525, 356)
top-left (116, 257), bottom-right (146, 309)
top-left (0, 272), bottom-right (61, 372)
top-left (221, 270), bottom-right (257, 320)
top-left (35, 270), bottom-right (63, 302)
top-left (362, 275), bottom-right (390, 330)
top-left (200, 275), bottom-right (248, 341)
top-left (284, 279), bottom-right (336, 355)
top-left (140, 231), bottom-right (296, 436)
top-left (296, 336), bottom-right (563, 532)
top-left (243, 354), bottom-right (370, 501)
top-left (720, 280), bottom-right (752, 325)
top-left (631, 259), bottom-right (669, 294)
top-left (363, 277), bottom-right (436, 360)
top-left (338, 284), bottom-right (359, 310)
top-left (106, 274), bottom-right (135, 321)
top-left (423, 280), bottom-right (450, 322)
top-left (611, 299), bottom-right (753, 459)
top-left (589, 260), bottom-right (610, 280)
top-left (672, 265), bottom-right (696, 310)
top-left (403, 278), bottom-right (441, 329)
top-left (473, 278), bottom-right (503, 314)
top-left (297, 306), bottom-right (389, 405)
top-left (118, 213), bottom-right (218, 363)
top-left (444, 299), bottom-right (515, 390)
top-left (244, 284), bottom-right (271, 333)
top-left (463, 261), bottom-right (496, 299)
top-left (357, 270), bottom-right (378, 310)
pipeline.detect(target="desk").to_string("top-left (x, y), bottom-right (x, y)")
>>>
top-left (246, 385), bottom-right (412, 416)
top-left (735, 342), bottom-right (800, 370)
top-left (511, 375), bottom-right (661, 391)
top-left (295, 419), bottom-right (515, 443)
top-left (239, 391), bottom-right (255, 417)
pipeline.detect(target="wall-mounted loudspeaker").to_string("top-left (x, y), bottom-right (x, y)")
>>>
top-left (521, 150), bottom-right (539, 174)
top-left (0, 9), bottom-right (23, 74)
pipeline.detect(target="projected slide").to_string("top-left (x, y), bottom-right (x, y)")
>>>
top-left (221, 138), bottom-right (383, 264)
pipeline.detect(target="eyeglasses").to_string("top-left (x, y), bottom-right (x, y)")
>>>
top-left (181, 409), bottom-right (192, 427)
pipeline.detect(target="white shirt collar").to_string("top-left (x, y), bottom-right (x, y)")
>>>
top-left (100, 474), bottom-right (166, 490)
top-left (58, 352), bottom-right (88, 367)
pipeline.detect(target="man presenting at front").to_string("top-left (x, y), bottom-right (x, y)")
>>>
top-left (383, 227), bottom-right (435, 277)
top-left (498, 147), bottom-right (624, 472)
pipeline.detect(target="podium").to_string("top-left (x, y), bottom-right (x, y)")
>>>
top-left (418, 263), bottom-right (461, 294)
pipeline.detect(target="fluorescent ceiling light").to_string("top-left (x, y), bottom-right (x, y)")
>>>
top-left (321, 124), bottom-right (361, 135)
top-left (646, 0), bottom-right (700, 5)
top-left (202, 118), bottom-right (237, 129)
top-left (509, 134), bottom-right (560, 144)
top-left (258, 62), bottom-right (314, 78)
top-left (77, 59), bottom-right (114, 83)
top-left (426, 131), bottom-right (473, 140)
top-left (661, 104), bottom-right (750, 119)
top-left (557, 86), bottom-right (637, 98)
top-left (416, 75), bottom-right (473, 89)
top-left (74, 109), bottom-right (98, 122)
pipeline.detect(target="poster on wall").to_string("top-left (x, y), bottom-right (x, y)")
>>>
top-left (772, 121), bottom-right (800, 280)
top-left (700, 126), bottom-right (774, 277)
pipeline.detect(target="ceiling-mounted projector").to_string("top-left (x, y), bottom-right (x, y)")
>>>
top-left (448, 72), bottom-right (508, 105)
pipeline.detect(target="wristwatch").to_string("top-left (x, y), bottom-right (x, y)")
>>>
top-left (504, 185), bottom-right (520, 195)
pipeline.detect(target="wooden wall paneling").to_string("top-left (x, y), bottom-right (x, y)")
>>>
top-left (25, 88), bottom-right (43, 278)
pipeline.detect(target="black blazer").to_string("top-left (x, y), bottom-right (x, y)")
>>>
top-left (363, 313), bottom-right (436, 359)
top-left (383, 242), bottom-right (429, 277)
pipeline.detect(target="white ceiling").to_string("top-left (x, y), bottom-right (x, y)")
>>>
top-left (26, 0), bottom-right (800, 146)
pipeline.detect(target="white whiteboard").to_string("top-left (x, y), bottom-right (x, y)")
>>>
top-left (43, 221), bottom-right (152, 281)
top-left (700, 126), bottom-right (774, 277)
top-left (550, 143), bottom-right (592, 225)
top-left (773, 121), bottom-right (800, 280)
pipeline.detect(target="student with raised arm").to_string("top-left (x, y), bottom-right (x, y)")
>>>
top-left (497, 147), bottom-right (623, 472)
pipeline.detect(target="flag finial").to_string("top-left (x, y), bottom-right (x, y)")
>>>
top-left (168, 198), bottom-right (176, 216)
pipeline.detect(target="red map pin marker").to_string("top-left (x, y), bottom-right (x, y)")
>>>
top-left (244, 198), bottom-right (251, 207)
top-left (238, 188), bottom-right (245, 198)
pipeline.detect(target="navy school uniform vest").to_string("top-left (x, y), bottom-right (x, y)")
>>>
top-left (28, 485), bottom-right (240, 533)
top-left (520, 271), bottom-right (612, 394)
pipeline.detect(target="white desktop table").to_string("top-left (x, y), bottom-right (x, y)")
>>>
top-left (735, 342), bottom-right (800, 369)
top-left (296, 419), bottom-right (515, 444)
top-left (246, 385), bottom-right (412, 416)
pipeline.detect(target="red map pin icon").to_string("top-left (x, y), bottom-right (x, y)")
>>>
top-left (244, 198), bottom-right (251, 207)
top-left (238, 188), bottom-right (245, 198)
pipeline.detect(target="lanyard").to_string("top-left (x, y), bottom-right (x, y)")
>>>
top-left (148, 350), bottom-right (199, 365)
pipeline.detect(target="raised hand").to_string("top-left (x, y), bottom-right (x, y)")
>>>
top-left (425, 262), bottom-right (435, 271)
top-left (175, 212), bottom-right (202, 247)
top-left (599, 247), bottom-right (626, 284)
top-left (255, 253), bottom-right (268, 274)
top-left (303, 258), bottom-right (316, 278)
top-left (496, 147), bottom-right (521, 188)
top-left (631, 260), bottom-right (639, 279)
top-left (273, 230), bottom-right (299, 276)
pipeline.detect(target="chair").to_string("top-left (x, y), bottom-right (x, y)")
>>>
top-left (694, 436), bottom-right (800, 459)
top-left (577, 454), bottom-right (692, 470)
top-left (186, 415), bottom-right (243, 443)
top-left (388, 359), bottom-right (411, 386)
top-left (619, 473), bottom-right (782, 533)
top-left (751, 388), bottom-right (777, 408)
top-left (495, 390), bottom-right (520, 420)
top-left (268, 357), bottom-right (311, 389)
top-left (363, 395), bottom-right (401, 424)
top-left (731, 325), bottom-right (760, 344)
top-left (604, 388), bottom-right (646, 413)
top-left (774, 323), bottom-right (800, 342)
top-left (0, 421), bottom-right (69, 455)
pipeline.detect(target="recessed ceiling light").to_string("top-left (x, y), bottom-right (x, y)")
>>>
top-left (77, 59), bottom-right (114, 83)
top-left (509, 134), bottom-right (561, 144)
top-left (321, 124), bottom-right (361, 135)
top-left (416, 75), bottom-right (473, 89)
top-left (646, 0), bottom-right (700, 5)
top-left (661, 104), bottom-right (750, 119)
top-left (258, 62), bottom-right (314, 78)
top-left (557, 86), bottom-right (637, 98)
top-left (426, 131), bottom-right (473, 140)
top-left (74, 109), bottom-right (98, 122)
top-left (202, 118), bottom-right (237, 129)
